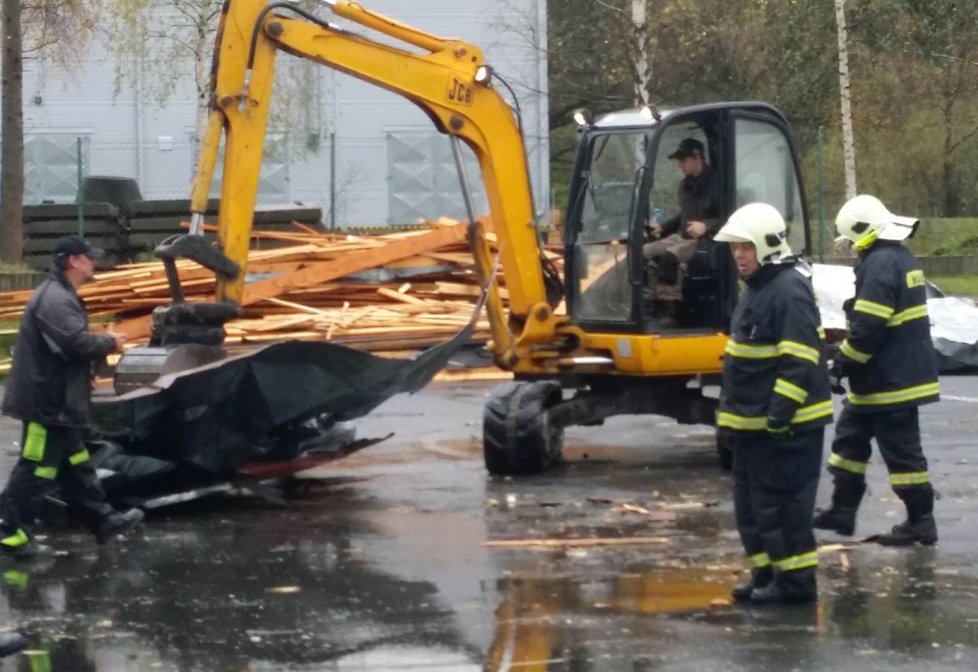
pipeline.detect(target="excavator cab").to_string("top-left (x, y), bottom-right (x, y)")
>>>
top-left (482, 102), bottom-right (811, 475)
top-left (564, 103), bottom-right (809, 334)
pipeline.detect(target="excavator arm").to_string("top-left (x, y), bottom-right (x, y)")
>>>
top-left (156, 0), bottom-right (561, 365)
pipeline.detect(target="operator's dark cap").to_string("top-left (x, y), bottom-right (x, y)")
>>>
top-left (53, 235), bottom-right (106, 260)
top-left (668, 137), bottom-right (705, 159)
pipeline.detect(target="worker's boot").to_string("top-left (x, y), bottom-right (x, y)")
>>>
top-left (95, 508), bottom-right (145, 545)
top-left (0, 526), bottom-right (50, 561)
top-left (876, 485), bottom-right (937, 547)
top-left (750, 567), bottom-right (817, 606)
top-left (731, 566), bottom-right (772, 603)
top-left (0, 631), bottom-right (27, 658)
top-left (813, 473), bottom-right (865, 536)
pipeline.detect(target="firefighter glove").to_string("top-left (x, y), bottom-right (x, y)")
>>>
top-left (766, 418), bottom-right (794, 441)
top-left (828, 359), bottom-right (847, 395)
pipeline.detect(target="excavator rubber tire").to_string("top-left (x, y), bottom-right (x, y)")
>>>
top-left (483, 381), bottom-right (564, 475)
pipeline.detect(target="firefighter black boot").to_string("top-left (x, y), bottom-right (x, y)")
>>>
top-left (813, 473), bottom-right (866, 536)
top-left (877, 485), bottom-right (937, 547)
top-left (749, 567), bottom-right (817, 606)
top-left (732, 566), bottom-right (773, 603)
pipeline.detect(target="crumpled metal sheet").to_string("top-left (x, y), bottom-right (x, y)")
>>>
top-left (92, 309), bottom-right (479, 476)
top-left (813, 263), bottom-right (978, 372)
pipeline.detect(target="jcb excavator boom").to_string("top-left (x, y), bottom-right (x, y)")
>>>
top-left (151, 0), bottom-right (553, 363)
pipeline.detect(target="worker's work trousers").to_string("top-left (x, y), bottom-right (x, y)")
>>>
top-left (732, 428), bottom-right (823, 599)
top-left (827, 406), bottom-right (929, 496)
top-left (0, 422), bottom-right (113, 537)
top-left (642, 234), bottom-right (698, 301)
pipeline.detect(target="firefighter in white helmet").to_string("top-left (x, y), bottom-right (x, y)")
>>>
top-left (715, 202), bottom-right (833, 605)
top-left (814, 194), bottom-right (939, 546)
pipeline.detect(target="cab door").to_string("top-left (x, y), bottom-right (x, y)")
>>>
top-left (564, 130), bottom-right (650, 329)
top-left (730, 111), bottom-right (810, 254)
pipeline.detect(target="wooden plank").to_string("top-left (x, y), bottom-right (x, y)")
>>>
top-left (240, 222), bottom-right (468, 306)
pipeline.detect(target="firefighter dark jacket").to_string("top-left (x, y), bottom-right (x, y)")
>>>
top-left (719, 259), bottom-right (833, 433)
top-left (2, 271), bottom-right (117, 427)
top-left (836, 241), bottom-right (939, 412)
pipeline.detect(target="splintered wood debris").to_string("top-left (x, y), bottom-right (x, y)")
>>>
top-left (0, 218), bottom-right (563, 380)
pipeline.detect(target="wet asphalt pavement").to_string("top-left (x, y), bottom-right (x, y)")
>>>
top-left (1, 376), bottom-right (978, 671)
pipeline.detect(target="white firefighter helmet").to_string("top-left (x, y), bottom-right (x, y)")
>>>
top-left (715, 202), bottom-right (793, 263)
top-left (835, 194), bottom-right (919, 251)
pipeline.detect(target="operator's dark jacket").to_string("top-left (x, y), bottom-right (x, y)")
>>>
top-left (660, 164), bottom-right (721, 238)
top-left (2, 271), bottom-right (117, 427)
top-left (836, 241), bottom-right (939, 412)
top-left (719, 260), bottom-right (833, 433)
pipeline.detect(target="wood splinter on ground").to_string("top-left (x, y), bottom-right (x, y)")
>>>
top-left (484, 536), bottom-right (670, 549)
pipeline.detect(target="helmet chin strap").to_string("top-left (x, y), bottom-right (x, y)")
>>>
top-left (853, 229), bottom-right (879, 252)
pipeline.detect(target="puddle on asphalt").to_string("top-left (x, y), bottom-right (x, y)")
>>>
top-left (5, 503), bottom-right (978, 671)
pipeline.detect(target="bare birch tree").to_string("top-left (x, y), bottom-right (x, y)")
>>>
top-left (834, 0), bottom-right (857, 198)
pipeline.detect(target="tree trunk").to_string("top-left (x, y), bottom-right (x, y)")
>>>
top-left (834, 0), bottom-right (857, 199)
top-left (632, 0), bottom-right (650, 106)
top-left (1, 0), bottom-right (25, 263)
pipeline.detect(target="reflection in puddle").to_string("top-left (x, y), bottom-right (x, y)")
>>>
top-left (485, 568), bottom-right (737, 671)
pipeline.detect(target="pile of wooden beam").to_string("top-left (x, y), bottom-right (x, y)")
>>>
top-left (0, 218), bottom-right (562, 380)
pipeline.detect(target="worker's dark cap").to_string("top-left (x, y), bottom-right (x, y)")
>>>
top-left (668, 137), bottom-right (705, 159)
top-left (53, 235), bottom-right (105, 260)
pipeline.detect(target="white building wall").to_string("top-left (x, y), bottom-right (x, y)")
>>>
top-left (18, 0), bottom-right (549, 228)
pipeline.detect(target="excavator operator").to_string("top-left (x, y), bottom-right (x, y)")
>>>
top-left (643, 137), bottom-right (721, 327)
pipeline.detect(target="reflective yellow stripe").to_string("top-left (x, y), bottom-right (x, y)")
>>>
top-left (886, 305), bottom-right (928, 327)
top-left (725, 340), bottom-right (779, 359)
top-left (717, 400), bottom-right (832, 431)
top-left (774, 551), bottom-right (818, 572)
top-left (854, 299), bottom-right (894, 320)
top-left (847, 382), bottom-right (940, 406)
top-left (774, 378), bottom-right (808, 404)
top-left (3, 570), bottom-right (28, 589)
top-left (750, 552), bottom-right (771, 568)
top-left (69, 449), bottom-right (91, 466)
top-left (792, 400), bottom-right (833, 423)
top-left (34, 466), bottom-right (57, 480)
top-left (828, 453), bottom-right (867, 475)
top-left (817, 326), bottom-right (826, 341)
top-left (1, 529), bottom-right (30, 548)
top-left (23, 422), bottom-right (47, 462)
top-left (717, 412), bottom-right (767, 431)
top-left (777, 340), bottom-right (820, 365)
top-left (890, 471), bottom-right (929, 486)
top-left (840, 339), bottom-right (872, 364)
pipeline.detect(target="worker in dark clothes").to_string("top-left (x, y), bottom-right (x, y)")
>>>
top-left (1, 236), bottom-right (144, 559)
top-left (643, 137), bottom-right (721, 326)
top-left (814, 195), bottom-right (939, 546)
top-left (716, 203), bottom-right (833, 605)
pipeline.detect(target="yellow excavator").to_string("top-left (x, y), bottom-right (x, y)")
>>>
top-left (114, 0), bottom-right (813, 475)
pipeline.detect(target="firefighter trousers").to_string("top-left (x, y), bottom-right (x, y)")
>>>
top-left (827, 406), bottom-right (929, 494)
top-left (732, 428), bottom-right (823, 599)
top-left (0, 421), bottom-right (113, 541)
